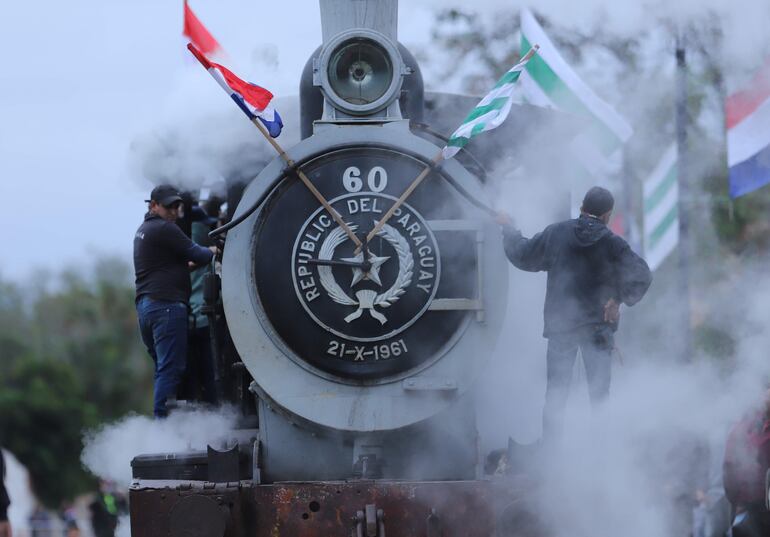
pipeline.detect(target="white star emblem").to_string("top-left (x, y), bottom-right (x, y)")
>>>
top-left (342, 250), bottom-right (390, 287)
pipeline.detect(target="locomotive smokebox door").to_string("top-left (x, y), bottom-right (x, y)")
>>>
top-left (220, 2), bottom-right (508, 479)
top-left (222, 123), bottom-right (508, 436)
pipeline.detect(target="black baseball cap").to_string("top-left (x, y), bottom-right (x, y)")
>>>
top-left (146, 184), bottom-right (183, 206)
top-left (581, 186), bottom-right (614, 217)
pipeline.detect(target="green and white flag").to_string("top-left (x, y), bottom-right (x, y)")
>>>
top-left (517, 8), bottom-right (632, 179)
top-left (443, 48), bottom-right (538, 160)
top-left (643, 144), bottom-right (679, 271)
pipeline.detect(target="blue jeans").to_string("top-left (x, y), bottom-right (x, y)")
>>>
top-left (136, 296), bottom-right (188, 418)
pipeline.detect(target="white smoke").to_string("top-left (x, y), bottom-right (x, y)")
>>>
top-left (115, 515), bottom-right (131, 537)
top-left (3, 450), bottom-right (36, 534)
top-left (476, 237), bottom-right (770, 537)
top-left (532, 328), bottom-right (770, 537)
top-left (81, 407), bottom-right (239, 486)
top-left (127, 95), bottom-right (301, 194)
top-left (407, 2), bottom-right (770, 535)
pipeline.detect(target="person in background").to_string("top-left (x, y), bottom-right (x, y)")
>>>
top-left (89, 484), bottom-right (116, 537)
top-left (184, 196), bottom-right (222, 405)
top-left (61, 501), bottom-right (79, 537)
top-left (28, 505), bottom-right (50, 537)
top-left (89, 480), bottom-right (127, 537)
top-left (134, 185), bottom-right (216, 418)
top-left (723, 388), bottom-right (770, 537)
top-left (496, 186), bottom-right (652, 444)
top-left (0, 450), bottom-right (10, 537)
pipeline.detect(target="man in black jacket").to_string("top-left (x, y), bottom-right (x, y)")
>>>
top-left (0, 449), bottom-right (10, 537)
top-left (134, 185), bottom-right (216, 418)
top-left (498, 186), bottom-right (651, 442)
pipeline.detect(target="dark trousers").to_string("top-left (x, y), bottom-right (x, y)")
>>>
top-left (137, 296), bottom-right (188, 418)
top-left (182, 325), bottom-right (219, 406)
top-left (543, 325), bottom-right (614, 443)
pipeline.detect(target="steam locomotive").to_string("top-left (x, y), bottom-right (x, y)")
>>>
top-left (129, 1), bottom-right (578, 535)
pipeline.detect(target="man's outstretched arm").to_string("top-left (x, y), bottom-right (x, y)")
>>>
top-left (160, 222), bottom-right (215, 266)
top-left (496, 212), bottom-right (552, 272)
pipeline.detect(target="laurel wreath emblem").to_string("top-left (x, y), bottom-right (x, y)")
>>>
top-left (315, 220), bottom-right (414, 324)
top-left (317, 224), bottom-right (359, 307)
top-left (373, 221), bottom-right (413, 307)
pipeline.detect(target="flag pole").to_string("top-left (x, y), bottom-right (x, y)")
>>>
top-left (621, 149), bottom-right (640, 253)
top-left (248, 119), bottom-right (363, 248)
top-left (675, 28), bottom-right (694, 363)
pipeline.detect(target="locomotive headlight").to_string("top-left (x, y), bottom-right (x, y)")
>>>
top-left (328, 38), bottom-right (392, 106)
top-left (317, 30), bottom-right (404, 116)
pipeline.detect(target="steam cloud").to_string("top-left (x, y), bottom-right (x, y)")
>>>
top-left (81, 407), bottom-right (239, 486)
top-left (127, 96), bottom-right (300, 194)
top-left (479, 166), bottom-right (770, 537)
top-left (416, 2), bottom-right (770, 536)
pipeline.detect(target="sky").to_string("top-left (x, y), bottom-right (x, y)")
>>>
top-left (0, 0), bottom-right (435, 279)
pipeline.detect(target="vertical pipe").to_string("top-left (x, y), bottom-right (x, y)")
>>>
top-left (675, 30), bottom-right (693, 362)
top-left (319, 0), bottom-right (398, 43)
top-left (621, 149), bottom-right (641, 252)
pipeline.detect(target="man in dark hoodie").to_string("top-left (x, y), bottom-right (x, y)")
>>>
top-left (134, 185), bottom-right (216, 418)
top-left (497, 186), bottom-right (651, 442)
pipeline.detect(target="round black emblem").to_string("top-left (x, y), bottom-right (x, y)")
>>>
top-left (292, 193), bottom-right (441, 342)
top-left (252, 147), bottom-right (478, 381)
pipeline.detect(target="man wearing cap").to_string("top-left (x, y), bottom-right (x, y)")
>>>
top-left (134, 185), bottom-right (216, 418)
top-left (496, 186), bottom-right (652, 443)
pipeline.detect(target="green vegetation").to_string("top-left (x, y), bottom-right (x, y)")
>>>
top-left (0, 257), bottom-right (151, 507)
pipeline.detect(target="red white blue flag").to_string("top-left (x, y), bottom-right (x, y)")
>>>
top-left (727, 61), bottom-right (770, 198)
top-left (188, 43), bottom-right (283, 137)
top-left (183, 0), bottom-right (222, 57)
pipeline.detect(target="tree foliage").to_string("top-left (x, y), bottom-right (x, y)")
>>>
top-left (0, 359), bottom-right (97, 507)
top-left (0, 257), bottom-right (152, 507)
